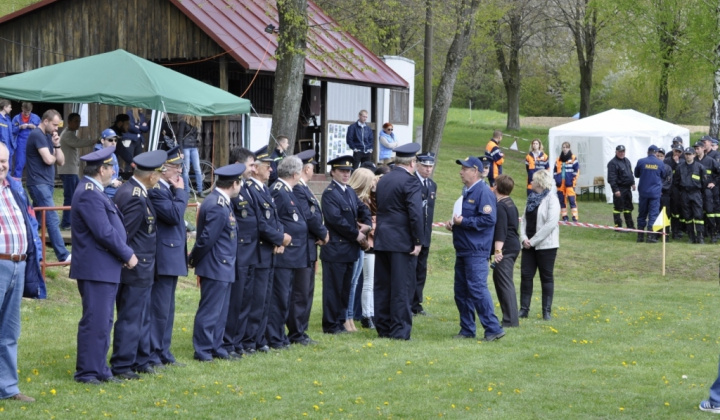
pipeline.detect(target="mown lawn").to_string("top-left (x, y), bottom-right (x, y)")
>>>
top-left (2, 108), bottom-right (719, 419)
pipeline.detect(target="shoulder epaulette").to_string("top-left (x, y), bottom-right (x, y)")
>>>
top-left (152, 184), bottom-right (161, 189)
top-left (273, 182), bottom-right (283, 191)
top-left (217, 196), bottom-right (227, 207)
top-left (132, 187), bottom-right (142, 197)
top-left (85, 183), bottom-right (94, 191)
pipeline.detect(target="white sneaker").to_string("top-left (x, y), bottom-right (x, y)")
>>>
top-left (64, 254), bottom-right (71, 263)
top-left (700, 400), bottom-right (720, 413)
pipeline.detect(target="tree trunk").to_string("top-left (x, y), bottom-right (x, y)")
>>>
top-left (423, 0), bottom-right (433, 142)
top-left (579, 61), bottom-right (592, 118)
top-left (270, 0), bottom-right (308, 153)
top-left (423, 0), bottom-right (481, 154)
top-left (505, 82), bottom-right (521, 131)
top-left (711, 66), bottom-right (720, 138)
top-left (495, 11), bottom-right (522, 131)
top-left (658, 60), bottom-right (670, 120)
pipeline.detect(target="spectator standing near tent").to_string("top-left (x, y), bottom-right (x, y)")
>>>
top-left (10, 102), bottom-right (40, 178)
top-left (606, 145), bottom-right (635, 229)
top-left (554, 142), bottom-right (579, 222)
top-left (525, 139), bottom-right (549, 196)
top-left (484, 130), bottom-right (504, 187)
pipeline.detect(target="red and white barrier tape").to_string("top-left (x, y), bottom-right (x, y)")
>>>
top-left (432, 220), bottom-right (666, 235)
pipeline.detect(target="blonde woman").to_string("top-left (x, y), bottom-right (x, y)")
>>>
top-left (347, 168), bottom-right (378, 331)
top-left (178, 115), bottom-right (203, 195)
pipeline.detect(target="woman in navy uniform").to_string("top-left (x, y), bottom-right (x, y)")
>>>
top-left (189, 163), bottom-right (245, 361)
top-left (110, 150), bottom-right (166, 379)
top-left (70, 147), bottom-right (137, 384)
top-left (289, 149), bottom-right (328, 345)
top-left (267, 156), bottom-right (308, 349)
top-left (373, 143), bottom-right (424, 340)
top-left (147, 147), bottom-right (188, 367)
top-left (321, 156), bottom-right (372, 334)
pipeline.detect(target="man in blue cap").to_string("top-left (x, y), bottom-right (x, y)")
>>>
top-left (412, 151), bottom-right (437, 317)
top-left (70, 146), bottom-right (137, 384)
top-left (634, 145), bottom-right (666, 243)
top-left (445, 156), bottom-right (505, 342)
top-left (147, 146), bottom-right (188, 368)
top-left (110, 150), bottom-right (166, 379)
top-left (373, 143), bottom-right (424, 340)
top-left (289, 149), bottom-right (328, 345)
top-left (190, 162), bottom-right (246, 361)
top-left (321, 155), bottom-right (372, 334)
top-left (241, 145), bottom-right (290, 353)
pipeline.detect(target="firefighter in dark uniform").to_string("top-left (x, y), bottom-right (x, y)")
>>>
top-left (374, 143), bottom-right (424, 340)
top-left (412, 152), bottom-right (437, 316)
top-left (656, 148), bottom-right (673, 239)
top-left (694, 141), bottom-right (720, 242)
top-left (320, 155), bottom-right (372, 334)
top-left (147, 147), bottom-right (188, 368)
top-left (269, 136), bottom-right (289, 185)
top-left (665, 144), bottom-right (685, 238)
top-left (71, 147), bottom-right (137, 384)
top-left (223, 147), bottom-right (259, 356)
top-left (266, 156), bottom-right (308, 349)
top-left (606, 145), bottom-right (635, 229)
top-left (189, 163), bottom-right (245, 361)
top-left (634, 145), bottom-right (664, 243)
top-left (673, 147), bottom-right (707, 243)
top-left (289, 149), bottom-right (328, 345)
top-left (110, 150), bottom-right (166, 379)
top-left (242, 145), bottom-right (290, 353)
top-left (665, 136), bottom-right (683, 159)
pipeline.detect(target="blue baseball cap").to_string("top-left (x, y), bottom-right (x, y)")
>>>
top-left (101, 128), bottom-right (119, 140)
top-left (456, 156), bottom-right (483, 171)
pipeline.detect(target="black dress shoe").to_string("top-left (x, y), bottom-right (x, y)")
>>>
top-left (361, 317), bottom-right (376, 329)
top-left (77, 378), bottom-right (102, 385)
top-left (103, 376), bottom-right (123, 383)
top-left (194, 357), bottom-right (214, 363)
top-left (134, 366), bottom-right (157, 374)
top-left (293, 338), bottom-right (318, 346)
top-left (164, 361), bottom-right (186, 367)
top-left (244, 348), bottom-right (257, 355)
top-left (115, 371), bottom-right (141, 380)
top-left (483, 331), bottom-right (506, 342)
top-left (257, 345), bottom-right (270, 353)
top-left (453, 333), bottom-right (474, 339)
top-left (270, 343), bottom-right (290, 350)
top-left (413, 310), bottom-right (428, 316)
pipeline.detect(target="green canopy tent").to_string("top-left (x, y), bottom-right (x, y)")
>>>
top-left (0, 49), bottom-right (250, 116)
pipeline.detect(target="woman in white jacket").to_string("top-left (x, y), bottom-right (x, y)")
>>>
top-left (519, 169), bottom-right (560, 320)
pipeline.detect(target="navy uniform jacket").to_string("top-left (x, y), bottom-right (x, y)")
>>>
top-left (673, 160), bottom-right (706, 191)
top-left (452, 180), bottom-right (497, 258)
top-left (245, 179), bottom-right (285, 269)
top-left (189, 189), bottom-right (238, 282)
top-left (320, 180), bottom-right (372, 263)
top-left (231, 189), bottom-right (259, 268)
top-left (147, 180), bottom-right (189, 277)
top-left (634, 155), bottom-right (665, 198)
top-left (374, 167), bottom-right (424, 252)
top-left (293, 179), bottom-right (327, 262)
top-left (271, 180), bottom-right (309, 268)
top-left (416, 173), bottom-right (437, 248)
top-left (114, 178), bottom-right (157, 287)
top-left (70, 177), bottom-right (134, 282)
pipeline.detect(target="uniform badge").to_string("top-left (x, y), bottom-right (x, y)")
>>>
top-left (274, 182), bottom-right (283, 191)
top-left (483, 205), bottom-right (493, 214)
top-left (265, 209), bottom-right (271, 219)
top-left (217, 196), bottom-right (226, 206)
top-left (132, 187), bottom-right (142, 197)
top-left (430, 192), bottom-right (435, 200)
top-left (241, 209), bottom-right (248, 218)
top-left (293, 213), bottom-right (299, 222)
top-left (310, 205), bottom-right (316, 214)
top-left (85, 183), bottom-right (94, 190)
top-left (468, 199), bottom-right (475, 203)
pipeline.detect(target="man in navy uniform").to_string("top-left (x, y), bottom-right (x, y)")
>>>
top-left (412, 152), bottom-right (437, 317)
top-left (242, 145), bottom-right (290, 353)
top-left (266, 156), bottom-right (308, 349)
top-left (223, 147), bottom-right (260, 356)
top-left (189, 163), bottom-right (246, 361)
top-left (445, 156), bottom-right (505, 342)
top-left (288, 149), bottom-right (328, 345)
top-left (321, 155), bottom-right (372, 334)
top-left (373, 143), bottom-right (424, 340)
top-left (70, 147), bottom-right (137, 384)
top-left (634, 145), bottom-right (666, 243)
top-left (147, 147), bottom-right (188, 368)
top-left (110, 150), bottom-right (166, 379)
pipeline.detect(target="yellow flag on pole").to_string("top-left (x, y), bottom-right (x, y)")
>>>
top-left (652, 207), bottom-right (670, 232)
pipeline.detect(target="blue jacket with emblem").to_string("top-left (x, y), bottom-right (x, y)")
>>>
top-left (452, 180), bottom-right (497, 257)
top-left (189, 189), bottom-right (237, 282)
top-left (634, 154), bottom-right (665, 198)
top-left (114, 177), bottom-right (157, 287)
top-left (245, 179), bottom-right (285, 269)
top-left (271, 180), bottom-right (309, 268)
top-left (320, 180), bottom-right (372, 263)
top-left (11, 112), bottom-right (41, 151)
top-left (293, 179), bottom-right (327, 262)
top-left (70, 176), bottom-right (134, 283)
top-left (147, 180), bottom-right (188, 277)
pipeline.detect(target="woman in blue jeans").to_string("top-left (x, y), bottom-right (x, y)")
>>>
top-left (178, 115), bottom-right (203, 195)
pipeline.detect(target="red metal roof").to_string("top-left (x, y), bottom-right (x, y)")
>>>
top-left (168, 0), bottom-right (409, 89)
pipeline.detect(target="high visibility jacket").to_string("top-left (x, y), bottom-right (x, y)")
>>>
top-left (485, 139), bottom-right (504, 183)
top-left (525, 151), bottom-right (549, 188)
top-left (554, 154), bottom-right (579, 188)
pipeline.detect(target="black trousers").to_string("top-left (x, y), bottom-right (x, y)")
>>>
top-left (75, 280), bottom-right (118, 382)
top-left (492, 253), bottom-right (519, 327)
top-left (149, 275), bottom-right (178, 365)
top-left (680, 190), bottom-right (704, 232)
top-left (223, 265), bottom-right (254, 353)
top-left (353, 151), bottom-right (373, 168)
top-left (241, 266), bottom-right (273, 350)
top-left (412, 246), bottom-right (430, 313)
top-left (321, 261), bottom-right (353, 333)
top-left (287, 265), bottom-right (316, 343)
top-left (519, 248), bottom-right (557, 308)
top-left (612, 187), bottom-right (634, 213)
top-left (266, 267), bottom-right (295, 348)
top-left (374, 251), bottom-right (417, 340)
top-left (110, 283), bottom-right (152, 374)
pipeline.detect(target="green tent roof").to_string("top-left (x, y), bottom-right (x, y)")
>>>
top-left (0, 49), bottom-right (250, 116)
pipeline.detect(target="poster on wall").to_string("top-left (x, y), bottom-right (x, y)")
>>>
top-left (326, 122), bottom-right (352, 163)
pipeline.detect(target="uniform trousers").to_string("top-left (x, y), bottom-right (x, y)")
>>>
top-left (321, 261), bottom-right (353, 333)
top-left (637, 195), bottom-right (660, 230)
top-left (110, 284), bottom-right (152, 374)
top-left (223, 265), bottom-right (254, 353)
top-left (192, 278), bottom-right (231, 360)
top-left (267, 267), bottom-right (296, 348)
top-left (374, 251), bottom-right (417, 340)
top-left (681, 190), bottom-right (704, 233)
top-left (148, 275), bottom-right (178, 365)
top-left (287, 265), bottom-right (316, 343)
top-left (242, 266), bottom-right (273, 349)
top-left (0, 260), bottom-right (25, 396)
top-left (454, 255), bottom-right (503, 338)
top-left (412, 246), bottom-right (430, 313)
top-left (492, 253), bottom-right (519, 327)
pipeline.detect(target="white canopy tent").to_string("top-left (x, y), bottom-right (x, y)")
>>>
top-left (548, 109), bottom-right (690, 203)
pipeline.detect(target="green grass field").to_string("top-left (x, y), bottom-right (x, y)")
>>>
top-left (2, 108), bottom-right (719, 418)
